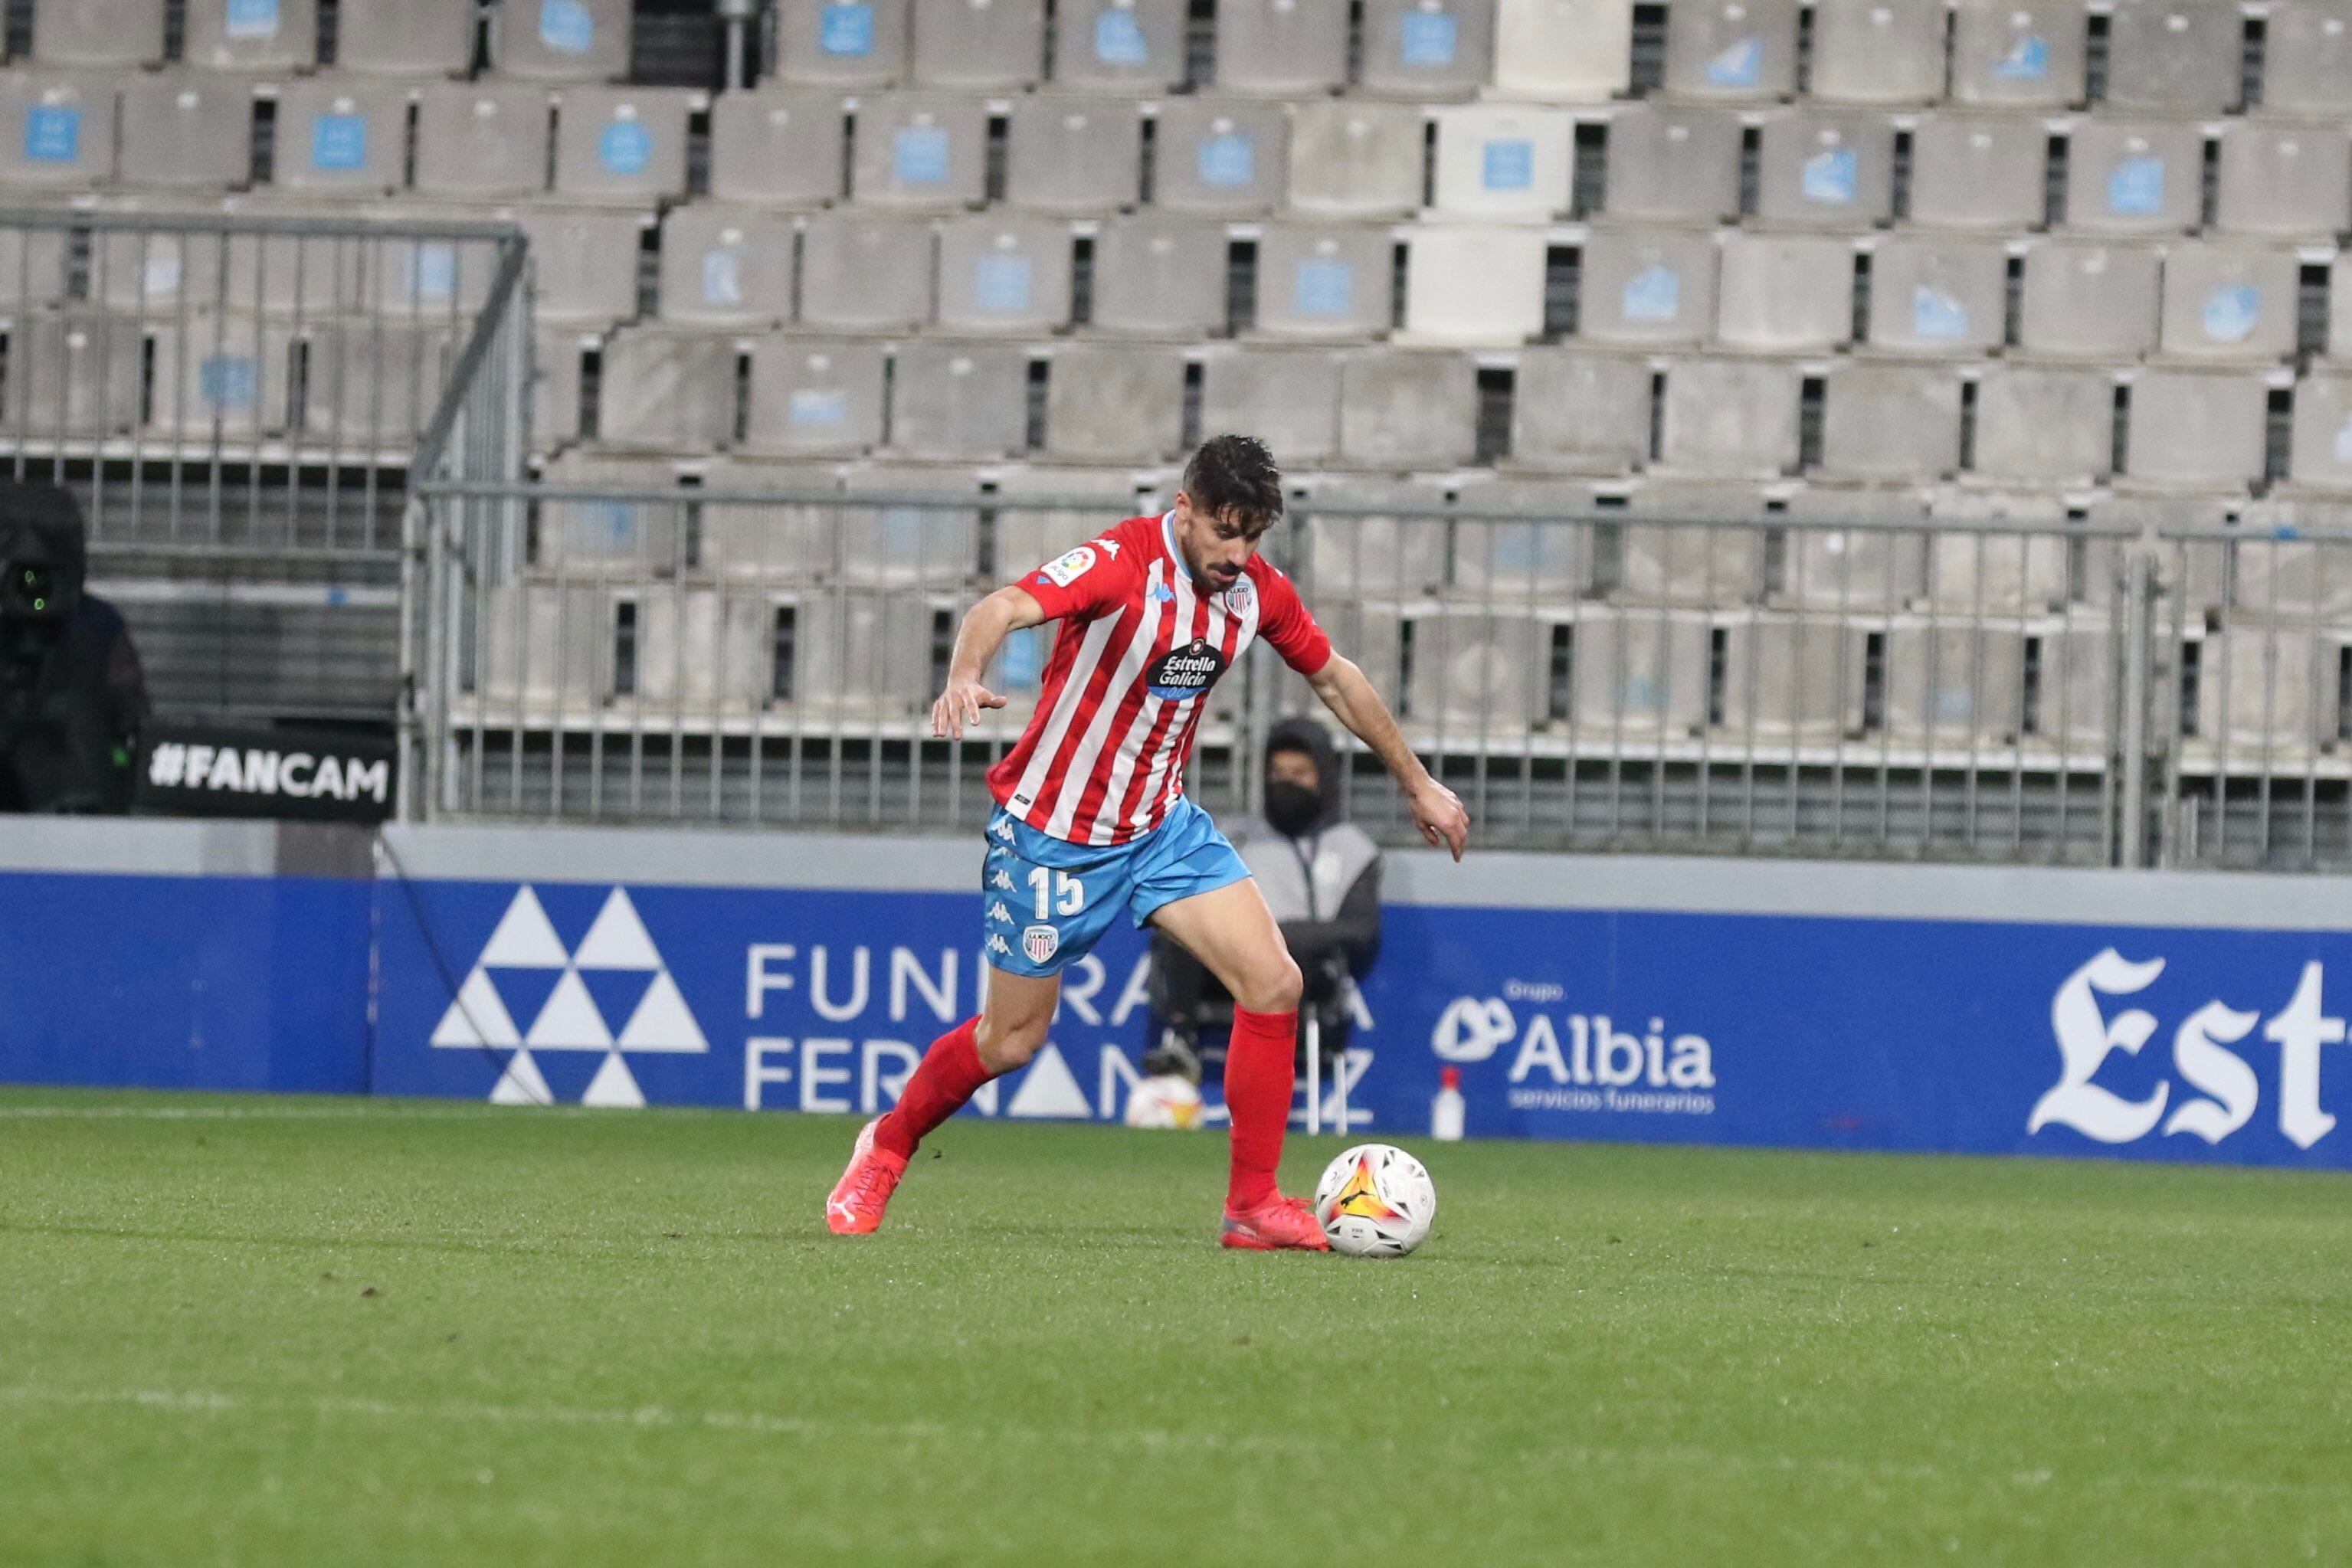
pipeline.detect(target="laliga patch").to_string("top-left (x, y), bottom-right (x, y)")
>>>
top-left (1037, 545), bottom-right (1098, 589)
top-left (1145, 638), bottom-right (1229, 702)
top-left (1022, 924), bottom-right (1060, 964)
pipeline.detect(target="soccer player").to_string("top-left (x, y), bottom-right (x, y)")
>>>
top-left (826, 435), bottom-right (1469, 1249)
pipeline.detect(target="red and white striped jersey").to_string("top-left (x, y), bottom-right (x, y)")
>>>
top-left (988, 512), bottom-right (1333, 846)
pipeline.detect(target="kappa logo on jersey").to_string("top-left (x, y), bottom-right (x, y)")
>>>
top-left (1097, 537), bottom-right (1121, 558)
top-left (990, 869), bottom-right (1017, 892)
top-left (1037, 545), bottom-right (1099, 589)
top-left (1145, 638), bottom-right (1230, 702)
top-left (1023, 924), bottom-right (1060, 964)
top-left (987, 900), bottom-right (1014, 924)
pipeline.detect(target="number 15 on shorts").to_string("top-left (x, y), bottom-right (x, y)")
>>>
top-left (1027, 867), bottom-right (1086, 920)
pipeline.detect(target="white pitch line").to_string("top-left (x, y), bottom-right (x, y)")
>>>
top-left (0, 1105), bottom-right (572, 1121)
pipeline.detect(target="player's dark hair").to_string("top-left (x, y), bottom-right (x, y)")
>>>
top-left (1182, 434), bottom-right (1284, 535)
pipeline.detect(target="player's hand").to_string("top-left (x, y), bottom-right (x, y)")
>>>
top-left (931, 679), bottom-right (1007, 738)
top-left (1410, 779), bottom-right (1469, 862)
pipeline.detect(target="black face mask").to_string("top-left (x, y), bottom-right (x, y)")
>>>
top-left (1263, 779), bottom-right (1322, 836)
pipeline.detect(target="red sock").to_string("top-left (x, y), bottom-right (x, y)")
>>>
top-left (874, 1017), bottom-right (992, 1159)
top-left (1223, 1005), bottom-right (1297, 1213)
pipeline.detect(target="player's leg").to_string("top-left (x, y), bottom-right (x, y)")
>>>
top-left (880, 962), bottom-right (1060, 1157)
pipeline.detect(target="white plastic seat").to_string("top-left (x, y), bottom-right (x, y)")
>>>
top-left (336, 0), bottom-right (477, 75)
top-left (2158, 243), bottom-right (2299, 365)
top-left (0, 76), bottom-right (116, 190)
top-left (912, 0), bottom-right (1045, 87)
top-left (1429, 105), bottom-right (1573, 223)
top-left (1661, 0), bottom-right (1800, 100)
top-left (1600, 103), bottom-right (1741, 225)
top-left (1907, 113), bottom-right (2049, 231)
top-left (1820, 363), bottom-right (1964, 482)
top-left (800, 213), bottom-right (935, 332)
top-left (774, 0), bottom-right (911, 87)
top-left (886, 342), bottom-right (1030, 458)
top-left (1715, 233), bottom-right (1855, 353)
top-left (1972, 365), bottom-right (2118, 486)
top-left (1754, 110), bottom-right (1895, 229)
top-left (1255, 223), bottom-right (1394, 340)
top-left (851, 91), bottom-right (988, 209)
top-left (1154, 99), bottom-right (1285, 216)
top-left (183, 0), bottom-right (317, 71)
top-left (415, 83), bottom-right (554, 198)
top-left (1507, 349), bottom-right (1652, 475)
top-left (1950, 0), bottom-right (2086, 108)
top-left (1489, 0), bottom-right (1632, 102)
top-left (597, 327), bottom-right (740, 452)
top-left (515, 206), bottom-right (647, 328)
top-left (1656, 359), bottom-right (1801, 477)
top-left (118, 75), bottom-right (253, 191)
top-left (936, 215), bottom-right (1073, 334)
top-left (658, 205), bottom-right (798, 327)
top-left (2063, 120), bottom-right (2202, 235)
top-left (1358, 0), bottom-right (1496, 99)
top-left (2125, 369), bottom-right (2269, 489)
top-left (1199, 348), bottom-right (1342, 466)
top-left (0, 313), bottom-right (144, 438)
top-left (742, 336), bottom-right (887, 458)
top-left (1401, 226), bottom-right (1546, 346)
top-left (493, 0), bottom-right (631, 80)
top-left (1089, 215), bottom-right (1226, 337)
top-left (1047, 0), bottom-right (1186, 90)
top-left (1577, 230), bottom-right (1718, 347)
top-left (2102, 0), bottom-right (2241, 114)
top-left (1865, 237), bottom-right (2006, 355)
top-left (2017, 241), bottom-right (2160, 359)
top-left (1807, 0), bottom-right (1946, 103)
top-left (553, 87), bottom-right (693, 203)
top-left (1213, 0), bottom-right (1349, 94)
top-left (2213, 123), bottom-right (2352, 240)
top-left (31, 0), bottom-right (165, 66)
top-left (273, 80), bottom-right (405, 197)
top-left (1043, 343), bottom-right (1186, 463)
top-left (2262, 2), bottom-right (2352, 116)
top-left (708, 89), bottom-right (845, 208)
top-left (1338, 349), bottom-right (1479, 470)
top-left (1004, 97), bottom-right (1142, 213)
top-left (1286, 100), bottom-right (1424, 220)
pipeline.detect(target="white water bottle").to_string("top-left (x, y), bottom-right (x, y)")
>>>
top-left (1432, 1066), bottom-right (1465, 1141)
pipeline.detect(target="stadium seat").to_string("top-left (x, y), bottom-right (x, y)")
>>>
top-left (851, 91), bottom-right (988, 209)
top-left (1387, 605), bottom-right (1557, 735)
top-left (1047, 0), bottom-right (1186, 90)
top-left (31, 0), bottom-right (165, 67)
top-left (1358, 0), bottom-right (1496, 99)
top-left (1154, 99), bottom-right (1286, 216)
top-left (118, 75), bottom-right (254, 191)
top-left (1489, 0), bottom-right (1633, 102)
top-left (1199, 348), bottom-right (1342, 465)
top-left (1253, 223), bottom-right (1394, 340)
top-left (1088, 215), bottom-right (1227, 337)
top-left (1286, 100), bottom-right (1425, 219)
top-left (414, 83), bottom-right (555, 198)
top-left (799, 213), bottom-right (935, 332)
top-left (1338, 349), bottom-right (1479, 470)
top-left (183, 0), bottom-right (316, 71)
top-left (536, 327), bottom-right (590, 450)
top-left (1863, 237), bottom-right (2007, 355)
top-left (361, 217), bottom-right (505, 322)
top-left (596, 328), bottom-right (740, 452)
top-left (1600, 103), bottom-right (1741, 225)
top-left (90, 224), bottom-right (219, 315)
top-left (1715, 233), bottom-right (1856, 353)
top-left (297, 322), bottom-right (451, 446)
top-left (515, 206), bottom-right (647, 328)
top-left (2334, 254), bottom-right (2352, 362)
top-left (1819, 363), bottom-right (1964, 481)
top-left (1401, 225), bottom-right (1547, 345)
top-left (1754, 110), bottom-right (1896, 229)
top-left (741, 336), bottom-right (887, 458)
top-left (553, 88), bottom-right (694, 204)
top-left (2228, 498), bottom-right (2352, 617)
top-left (708, 89), bottom-right (845, 208)
top-left (1560, 607), bottom-right (1715, 738)
top-left (145, 313), bottom-right (286, 437)
top-left (988, 466), bottom-right (1159, 599)
top-left (1213, 0), bottom-right (1349, 94)
top-left (202, 205), bottom-right (372, 317)
top-left (1661, 0), bottom-right (1799, 100)
top-left (911, 0), bottom-right (1045, 87)
top-left (1882, 623), bottom-right (2029, 741)
top-left (1577, 231), bottom-right (1718, 347)
top-left (2213, 123), bottom-right (2352, 240)
top-left (936, 215), bottom-right (1074, 334)
top-left (1436, 478), bottom-right (1596, 600)
top-left (657, 205), bottom-right (798, 327)
top-left (1775, 484), bottom-right (1931, 608)
top-left (1429, 105), bottom-right (1574, 222)
top-left (1506, 349), bottom-right (1653, 476)
top-left (2102, 0), bottom-right (2241, 115)
top-left (272, 80), bottom-right (405, 197)
top-left (1042, 343), bottom-right (1186, 463)
top-left (774, 0), bottom-right (910, 86)
top-left (886, 341), bottom-right (1030, 458)
top-left (1656, 358), bottom-right (1801, 476)
top-left (1004, 97), bottom-right (1142, 213)
top-left (2260, 1), bottom-right (2352, 116)
top-left (2016, 240), bottom-right (2160, 358)
top-left (1294, 473), bottom-right (1452, 600)
top-left (1922, 496), bottom-right (2080, 626)
top-left (1949, 0), bottom-right (2086, 108)
top-left (2062, 120), bottom-right (2201, 235)
top-left (0, 76), bottom-right (116, 190)
top-left (1971, 365), bottom-right (2118, 485)
top-left (2287, 373), bottom-right (2352, 492)
top-left (0, 313), bottom-right (144, 438)
top-left (480, 584), bottom-right (620, 707)
top-left (1620, 480), bottom-right (1771, 604)
top-left (336, 0), bottom-right (477, 75)
top-left (1716, 613), bottom-right (1861, 741)
top-left (2125, 368), bottom-right (2270, 489)
top-left (689, 461), bottom-right (847, 585)
top-left (829, 466), bottom-right (989, 588)
top-left (1906, 113), bottom-right (2049, 231)
top-left (2189, 627), bottom-right (2341, 755)
top-left (1807, 0), bottom-right (1947, 103)
top-left (492, 0), bottom-right (631, 80)
top-left (2158, 244), bottom-right (2299, 365)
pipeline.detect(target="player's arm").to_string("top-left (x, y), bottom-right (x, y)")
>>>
top-left (1305, 653), bottom-right (1470, 862)
top-left (931, 585), bottom-right (1047, 739)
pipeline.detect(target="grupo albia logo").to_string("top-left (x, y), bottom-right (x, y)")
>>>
top-left (1431, 987), bottom-right (1718, 1118)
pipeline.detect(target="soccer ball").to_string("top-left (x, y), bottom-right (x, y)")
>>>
top-left (1314, 1143), bottom-right (1436, 1257)
top-left (1123, 1073), bottom-right (1204, 1130)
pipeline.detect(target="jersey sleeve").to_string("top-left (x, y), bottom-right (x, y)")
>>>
top-left (1253, 564), bottom-right (1333, 676)
top-left (1014, 526), bottom-right (1141, 622)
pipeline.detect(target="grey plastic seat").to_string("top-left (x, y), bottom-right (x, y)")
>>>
top-left (183, 0), bottom-right (316, 70)
top-left (2262, 2), bottom-right (2352, 116)
top-left (2103, 0), bottom-right (2240, 114)
top-left (1390, 607), bottom-right (1554, 734)
top-left (596, 328), bottom-right (739, 451)
top-left (1617, 481), bottom-right (1772, 606)
top-left (90, 224), bottom-right (224, 315)
top-left (886, 341), bottom-right (1030, 458)
top-left (657, 205), bottom-right (798, 327)
top-left (1507, 349), bottom-right (1652, 476)
top-left (414, 83), bottom-right (552, 198)
top-left (937, 215), bottom-right (1073, 334)
top-left (1358, 0), bottom-right (1496, 98)
top-left (2017, 241), bottom-right (2160, 358)
top-left (1820, 364), bottom-right (1964, 481)
top-left (1715, 234), bottom-right (1855, 353)
top-left (1808, 0), bottom-right (1946, 103)
top-left (336, 0), bottom-right (476, 75)
top-left (1908, 113), bottom-right (2049, 231)
top-left (800, 213), bottom-right (934, 332)
top-left (1289, 476), bottom-right (1452, 598)
top-left (554, 88), bottom-right (693, 203)
top-left (2125, 369), bottom-right (2269, 489)
top-left (1047, 0), bottom-right (1185, 90)
top-left (2158, 244), bottom-right (2298, 365)
top-left (145, 314), bottom-right (289, 437)
top-left (741, 336), bottom-right (886, 457)
top-left (1155, 99), bottom-right (1286, 215)
top-left (118, 76), bottom-right (253, 191)
top-left (1254, 224), bottom-right (1394, 340)
top-left (1559, 607), bottom-right (1715, 735)
top-left (852, 91), bottom-right (988, 209)
top-left (1600, 103), bottom-right (1741, 224)
top-left (297, 322), bottom-right (451, 446)
top-left (1337, 350), bottom-right (1479, 470)
top-left (1775, 485), bottom-right (1931, 608)
top-left (1489, 0), bottom-right (1633, 102)
top-left (493, 0), bottom-right (631, 80)
top-left (774, 0), bottom-right (909, 86)
top-left (2288, 373), bottom-right (2352, 491)
top-left (536, 328), bottom-right (589, 450)
top-left (1715, 611), bottom-right (1863, 740)
top-left (1865, 237), bottom-right (2006, 355)
top-left (1430, 105), bottom-right (1573, 222)
top-left (1972, 366), bottom-right (2118, 485)
top-left (0, 76), bottom-right (116, 190)
top-left (2333, 254), bottom-right (2352, 362)
top-left (1754, 110), bottom-right (1896, 228)
top-left (1656, 359), bottom-right (1801, 476)
top-left (1, 313), bottom-right (144, 438)
top-left (708, 89), bottom-right (844, 208)
top-left (912, 0), bottom-right (1045, 87)
top-left (1200, 349), bottom-right (1342, 465)
top-left (1403, 225), bottom-right (1548, 345)
top-left (1662, 0), bottom-right (1799, 100)
top-left (31, 0), bottom-right (164, 66)
top-left (1089, 215), bottom-right (1225, 337)
top-left (362, 218), bottom-right (503, 322)
top-left (2228, 499), bottom-right (2352, 620)
top-left (1043, 344), bottom-right (1185, 463)
top-left (686, 460), bottom-right (845, 585)
top-left (1950, 0), bottom-right (2086, 107)
top-left (1439, 477), bottom-right (1604, 598)
top-left (2188, 627), bottom-right (2344, 756)
top-left (1004, 97), bottom-right (1141, 213)
top-left (513, 207), bottom-right (646, 327)
top-left (1578, 231), bottom-right (1718, 347)
top-left (1880, 624), bottom-right (2029, 741)
top-left (1213, 0), bottom-right (1348, 94)
top-left (480, 583), bottom-right (616, 707)
top-left (2214, 123), bottom-right (2352, 240)
top-left (273, 80), bottom-right (405, 197)
top-left (2063, 121), bottom-right (2201, 235)
top-left (1286, 100), bottom-right (1423, 219)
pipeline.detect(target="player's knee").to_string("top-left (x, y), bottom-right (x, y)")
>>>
top-left (976, 1013), bottom-right (1048, 1072)
top-left (1240, 956), bottom-right (1303, 1016)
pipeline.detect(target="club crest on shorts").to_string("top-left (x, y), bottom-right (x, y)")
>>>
top-left (1022, 924), bottom-right (1060, 964)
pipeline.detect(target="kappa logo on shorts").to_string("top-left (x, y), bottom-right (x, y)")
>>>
top-left (1022, 925), bottom-right (1060, 964)
top-left (1145, 638), bottom-right (1230, 702)
top-left (987, 900), bottom-right (1014, 924)
top-left (987, 933), bottom-right (1013, 957)
top-left (991, 817), bottom-right (1017, 843)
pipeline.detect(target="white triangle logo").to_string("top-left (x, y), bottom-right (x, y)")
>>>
top-left (432, 967), bottom-right (520, 1049)
top-left (1005, 1044), bottom-right (1091, 1119)
top-left (526, 967), bottom-right (614, 1050)
top-left (478, 886), bottom-right (568, 968)
top-left (573, 888), bottom-right (662, 971)
top-left (490, 1047), bottom-right (553, 1106)
top-left (581, 1051), bottom-right (647, 1108)
top-left (617, 971), bottom-right (707, 1052)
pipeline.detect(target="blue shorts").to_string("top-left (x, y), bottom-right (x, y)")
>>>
top-left (981, 795), bottom-right (1250, 977)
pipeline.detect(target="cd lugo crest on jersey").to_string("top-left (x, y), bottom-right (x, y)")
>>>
top-left (1313, 1144), bottom-right (1437, 1257)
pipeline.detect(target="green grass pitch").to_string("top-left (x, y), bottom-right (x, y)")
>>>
top-left (5, 1088), bottom-right (2350, 1566)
